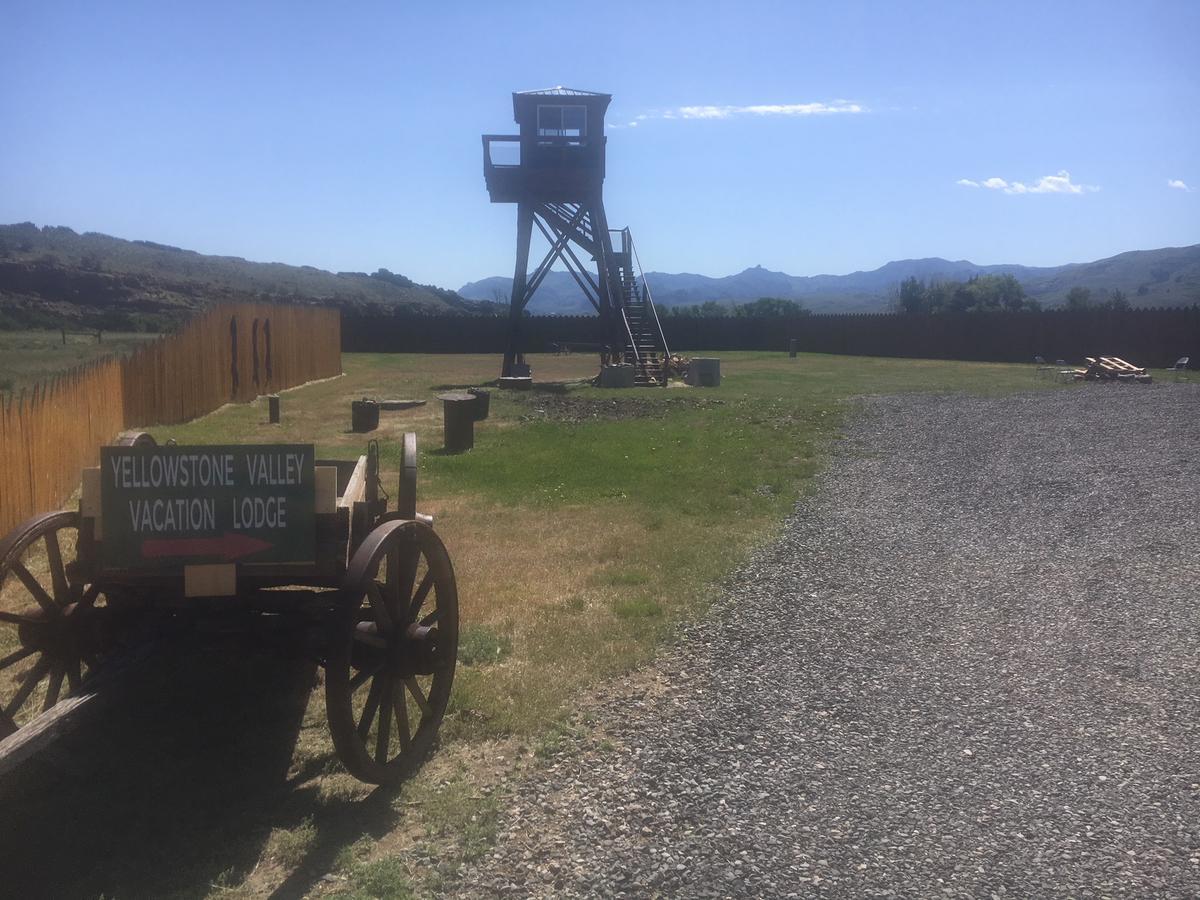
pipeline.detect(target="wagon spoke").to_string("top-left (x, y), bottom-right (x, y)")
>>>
top-left (10, 562), bottom-right (57, 615)
top-left (385, 544), bottom-right (402, 610)
top-left (41, 664), bottom-right (65, 711)
top-left (419, 609), bottom-right (439, 628)
top-left (44, 531), bottom-right (69, 604)
top-left (406, 570), bottom-right (434, 623)
top-left (65, 659), bottom-right (81, 692)
top-left (375, 679), bottom-right (393, 764)
top-left (367, 583), bottom-right (393, 634)
top-left (0, 709), bottom-right (17, 739)
top-left (357, 676), bottom-right (384, 739)
top-left (0, 611), bottom-right (39, 626)
top-left (0, 645), bottom-right (36, 670)
top-left (404, 677), bottom-right (431, 717)
top-left (350, 661), bottom-right (384, 691)
top-left (5, 656), bottom-right (52, 717)
top-left (392, 561), bottom-right (415, 627)
top-left (392, 676), bottom-right (411, 752)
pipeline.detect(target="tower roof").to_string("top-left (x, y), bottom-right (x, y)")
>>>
top-left (515, 86), bottom-right (611, 98)
top-left (511, 87), bottom-right (612, 122)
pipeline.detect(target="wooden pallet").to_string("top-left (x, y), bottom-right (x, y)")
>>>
top-left (1068, 356), bottom-right (1153, 383)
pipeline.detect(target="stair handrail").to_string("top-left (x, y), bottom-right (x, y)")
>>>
top-left (596, 226), bottom-right (640, 366)
top-left (629, 234), bottom-right (671, 359)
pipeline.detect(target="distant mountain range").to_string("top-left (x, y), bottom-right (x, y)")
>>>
top-left (2, 222), bottom-right (1196, 330)
top-left (0, 223), bottom-right (494, 329)
top-left (460, 244), bottom-right (1200, 314)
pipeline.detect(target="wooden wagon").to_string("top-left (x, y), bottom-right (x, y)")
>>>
top-left (0, 431), bottom-right (458, 785)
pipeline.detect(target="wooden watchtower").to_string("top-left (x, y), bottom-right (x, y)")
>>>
top-left (483, 87), bottom-right (670, 384)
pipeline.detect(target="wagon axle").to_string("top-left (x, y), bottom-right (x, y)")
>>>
top-left (14, 603), bottom-right (106, 657)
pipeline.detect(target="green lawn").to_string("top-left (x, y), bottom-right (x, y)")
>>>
top-left (153, 350), bottom-right (1073, 744)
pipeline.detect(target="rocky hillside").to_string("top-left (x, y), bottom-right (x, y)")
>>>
top-left (0, 223), bottom-right (498, 330)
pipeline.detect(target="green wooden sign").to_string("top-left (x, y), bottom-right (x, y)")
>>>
top-left (99, 444), bottom-right (316, 570)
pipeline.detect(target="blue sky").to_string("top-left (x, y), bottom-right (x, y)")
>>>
top-left (1, 0), bottom-right (1197, 290)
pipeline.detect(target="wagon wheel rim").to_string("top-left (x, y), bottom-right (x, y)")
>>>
top-left (325, 518), bottom-right (458, 784)
top-left (397, 432), bottom-right (418, 520)
top-left (0, 511), bottom-right (106, 739)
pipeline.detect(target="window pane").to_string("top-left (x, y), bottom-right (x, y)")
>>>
top-left (538, 106), bottom-right (563, 133)
top-left (562, 106), bottom-right (585, 133)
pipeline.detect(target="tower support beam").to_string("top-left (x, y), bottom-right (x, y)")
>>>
top-left (502, 203), bottom-right (534, 378)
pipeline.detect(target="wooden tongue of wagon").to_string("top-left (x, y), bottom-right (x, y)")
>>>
top-left (0, 431), bottom-right (458, 785)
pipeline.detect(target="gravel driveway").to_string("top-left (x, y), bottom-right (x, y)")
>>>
top-left (454, 385), bottom-right (1200, 898)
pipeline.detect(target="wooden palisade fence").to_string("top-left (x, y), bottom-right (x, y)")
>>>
top-left (342, 307), bottom-right (1198, 367)
top-left (0, 303), bottom-right (341, 536)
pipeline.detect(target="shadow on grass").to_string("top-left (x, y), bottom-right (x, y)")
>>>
top-left (430, 383), bottom-right (485, 392)
top-left (266, 786), bottom-right (400, 900)
top-left (0, 637), bottom-right (325, 898)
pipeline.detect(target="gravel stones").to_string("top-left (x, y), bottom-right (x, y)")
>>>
top-left (454, 385), bottom-right (1200, 898)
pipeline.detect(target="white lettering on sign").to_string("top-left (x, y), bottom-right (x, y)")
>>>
top-left (109, 453), bottom-right (235, 489)
top-left (244, 452), bottom-right (307, 486)
top-left (128, 498), bottom-right (218, 533)
top-left (232, 496), bottom-right (289, 529)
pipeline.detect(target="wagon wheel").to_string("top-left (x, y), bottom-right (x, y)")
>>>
top-left (325, 518), bottom-right (458, 784)
top-left (397, 432), bottom-right (418, 519)
top-left (0, 511), bottom-right (113, 738)
top-left (114, 431), bottom-right (157, 448)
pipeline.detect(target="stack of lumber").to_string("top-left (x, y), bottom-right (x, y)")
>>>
top-left (1064, 357), bottom-right (1153, 383)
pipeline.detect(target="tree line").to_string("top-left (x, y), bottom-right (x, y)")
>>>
top-left (659, 297), bottom-right (812, 318)
top-left (894, 274), bottom-right (1132, 314)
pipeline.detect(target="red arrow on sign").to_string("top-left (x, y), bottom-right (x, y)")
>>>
top-left (141, 532), bottom-right (274, 561)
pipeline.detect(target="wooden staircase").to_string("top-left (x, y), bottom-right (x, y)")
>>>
top-left (610, 228), bottom-right (669, 386)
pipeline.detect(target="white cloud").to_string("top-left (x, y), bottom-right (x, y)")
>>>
top-left (651, 100), bottom-right (864, 121)
top-left (1168, 178), bottom-right (1191, 192)
top-left (957, 170), bottom-right (1098, 195)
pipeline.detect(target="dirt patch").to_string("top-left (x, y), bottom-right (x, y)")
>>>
top-left (511, 393), bottom-right (724, 424)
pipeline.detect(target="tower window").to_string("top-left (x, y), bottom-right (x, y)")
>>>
top-left (537, 105), bottom-right (586, 143)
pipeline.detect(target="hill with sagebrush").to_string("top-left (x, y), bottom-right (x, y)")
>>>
top-left (0, 223), bottom-right (498, 330)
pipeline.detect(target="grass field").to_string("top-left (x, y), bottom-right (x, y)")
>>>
top-left (0, 329), bottom-right (161, 393)
top-left (150, 352), bottom-right (1072, 741)
top-left (96, 350), bottom-right (1072, 897)
top-left (9, 349), bottom-right (1193, 897)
